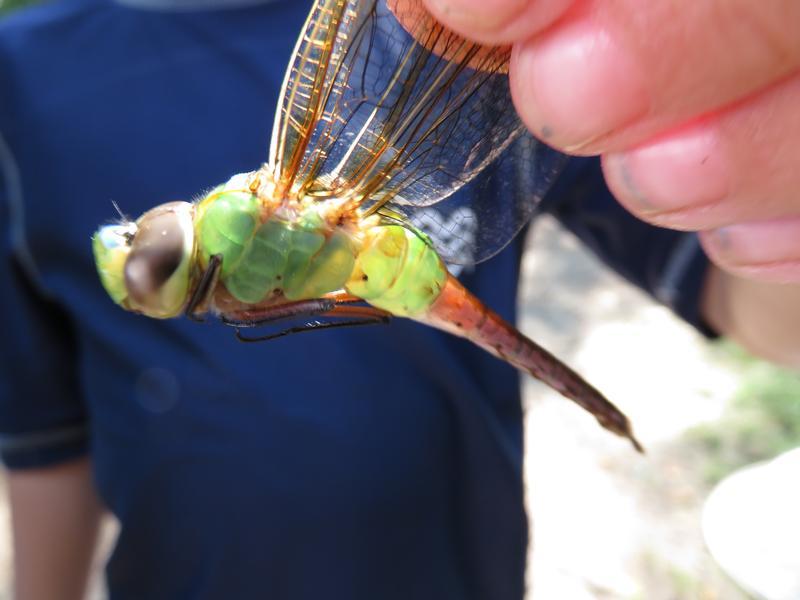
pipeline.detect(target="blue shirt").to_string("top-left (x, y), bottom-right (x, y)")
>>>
top-left (0, 1), bottom-right (709, 598)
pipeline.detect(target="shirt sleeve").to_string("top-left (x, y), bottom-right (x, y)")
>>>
top-left (0, 132), bottom-right (90, 470)
top-left (543, 156), bottom-right (716, 337)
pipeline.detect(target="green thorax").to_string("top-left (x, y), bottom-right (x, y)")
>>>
top-left (194, 174), bottom-right (448, 316)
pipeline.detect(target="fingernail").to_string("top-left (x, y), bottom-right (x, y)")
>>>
top-left (608, 127), bottom-right (729, 215)
top-left (512, 20), bottom-right (648, 149)
top-left (703, 219), bottom-right (800, 266)
top-left (705, 227), bottom-right (732, 256)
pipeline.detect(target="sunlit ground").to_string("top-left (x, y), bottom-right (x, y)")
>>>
top-left (520, 216), bottom-right (800, 600)
top-left (0, 216), bottom-right (798, 598)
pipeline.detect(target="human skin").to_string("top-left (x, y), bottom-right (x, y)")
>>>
top-left (7, 458), bottom-right (103, 600)
top-left (421, 0), bottom-right (800, 285)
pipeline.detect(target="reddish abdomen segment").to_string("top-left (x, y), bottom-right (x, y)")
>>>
top-left (420, 275), bottom-right (643, 452)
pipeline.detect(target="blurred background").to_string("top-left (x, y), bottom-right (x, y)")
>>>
top-left (520, 217), bottom-right (800, 600)
top-left (2, 1), bottom-right (800, 599)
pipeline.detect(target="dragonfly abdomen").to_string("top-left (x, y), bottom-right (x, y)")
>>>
top-left (421, 275), bottom-right (643, 452)
top-left (346, 225), bottom-right (447, 317)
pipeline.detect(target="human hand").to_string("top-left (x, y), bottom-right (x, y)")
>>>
top-left (421, 0), bottom-right (800, 283)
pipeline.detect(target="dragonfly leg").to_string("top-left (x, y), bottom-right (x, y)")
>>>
top-left (221, 298), bottom-right (338, 329)
top-left (234, 314), bottom-right (389, 343)
top-left (184, 254), bottom-right (222, 321)
top-left (222, 297), bottom-right (391, 343)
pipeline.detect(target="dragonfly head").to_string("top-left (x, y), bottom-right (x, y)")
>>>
top-left (92, 201), bottom-right (195, 319)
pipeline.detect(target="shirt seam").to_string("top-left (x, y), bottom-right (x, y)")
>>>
top-left (0, 130), bottom-right (51, 297)
top-left (0, 423), bottom-right (89, 454)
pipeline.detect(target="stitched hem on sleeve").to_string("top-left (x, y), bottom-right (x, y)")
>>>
top-left (0, 424), bottom-right (90, 470)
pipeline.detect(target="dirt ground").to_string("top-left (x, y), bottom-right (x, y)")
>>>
top-left (520, 217), bottom-right (749, 600)
top-left (0, 216), bottom-right (751, 599)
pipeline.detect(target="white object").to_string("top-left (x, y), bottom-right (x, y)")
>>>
top-left (703, 448), bottom-right (800, 600)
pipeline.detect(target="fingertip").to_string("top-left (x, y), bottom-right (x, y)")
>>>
top-left (602, 125), bottom-right (729, 229)
top-left (510, 17), bottom-right (649, 151)
top-left (601, 152), bottom-right (649, 217)
top-left (700, 221), bottom-right (800, 284)
top-left (423, 0), bottom-right (575, 45)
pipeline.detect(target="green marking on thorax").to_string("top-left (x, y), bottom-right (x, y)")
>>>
top-left (195, 177), bottom-right (356, 305)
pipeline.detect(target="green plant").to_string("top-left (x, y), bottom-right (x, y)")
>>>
top-left (685, 342), bottom-right (800, 485)
top-left (0, 0), bottom-right (41, 15)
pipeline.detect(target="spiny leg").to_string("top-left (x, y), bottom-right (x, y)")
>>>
top-left (222, 294), bottom-right (391, 342)
top-left (184, 254), bottom-right (222, 322)
top-left (220, 289), bottom-right (376, 328)
top-left (220, 298), bottom-right (338, 329)
top-left (235, 312), bottom-right (390, 343)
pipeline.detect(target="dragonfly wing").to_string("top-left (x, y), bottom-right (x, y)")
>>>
top-left (269, 0), bottom-right (562, 211)
top-left (408, 133), bottom-right (568, 265)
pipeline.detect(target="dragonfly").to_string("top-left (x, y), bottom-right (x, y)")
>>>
top-left (92, 0), bottom-right (642, 452)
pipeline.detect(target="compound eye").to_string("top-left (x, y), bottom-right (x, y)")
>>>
top-left (124, 210), bottom-right (186, 308)
top-left (92, 222), bottom-right (137, 306)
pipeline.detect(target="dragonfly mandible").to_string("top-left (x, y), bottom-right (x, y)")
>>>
top-left (92, 0), bottom-right (642, 452)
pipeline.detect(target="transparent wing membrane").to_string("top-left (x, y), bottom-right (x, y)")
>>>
top-left (269, 0), bottom-right (565, 263)
top-left (409, 133), bottom-right (567, 264)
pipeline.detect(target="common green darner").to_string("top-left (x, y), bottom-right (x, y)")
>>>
top-left (92, 0), bottom-right (642, 451)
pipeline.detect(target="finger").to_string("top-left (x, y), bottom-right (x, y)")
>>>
top-left (602, 71), bottom-right (800, 232)
top-left (421, 0), bottom-right (575, 45)
top-left (510, 0), bottom-right (800, 153)
top-left (699, 219), bottom-right (800, 284)
top-left (389, 0), bottom-right (513, 71)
